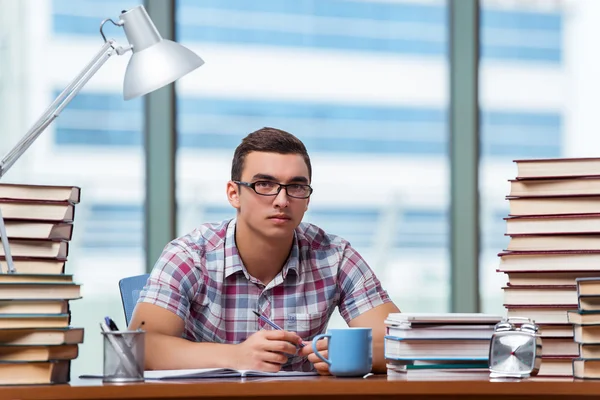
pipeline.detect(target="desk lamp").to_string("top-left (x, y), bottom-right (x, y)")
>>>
top-left (0, 5), bottom-right (204, 273)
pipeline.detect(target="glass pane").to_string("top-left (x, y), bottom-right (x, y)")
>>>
top-left (0, 0), bottom-right (144, 376)
top-left (175, 0), bottom-right (451, 327)
top-left (479, 0), bottom-right (563, 313)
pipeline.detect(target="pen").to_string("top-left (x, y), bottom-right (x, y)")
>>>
top-left (252, 310), bottom-right (305, 348)
top-left (105, 316), bottom-right (120, 331)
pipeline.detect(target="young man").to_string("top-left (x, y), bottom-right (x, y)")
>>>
top-left (131, 127), bottom-right (400, 374)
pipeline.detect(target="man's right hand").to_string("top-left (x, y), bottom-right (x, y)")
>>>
top-left (233, 330), bottom-right (303, 372)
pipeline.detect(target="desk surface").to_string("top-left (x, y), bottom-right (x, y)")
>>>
top-left (0, 372), bottom-right (597, 400)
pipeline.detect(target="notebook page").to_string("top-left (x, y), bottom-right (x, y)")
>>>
top-left (144, 368), bottom-right (239, 379)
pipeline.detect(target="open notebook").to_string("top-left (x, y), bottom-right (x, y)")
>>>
top-left (144, 368), bottom-right (318, 380)
top-left (80, 368), bottom-right (317, 380)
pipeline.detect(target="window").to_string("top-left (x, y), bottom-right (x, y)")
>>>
top-left (479, 0), bottom-right (563, 313)
top-left (175, 0), bottom-right (451, 321)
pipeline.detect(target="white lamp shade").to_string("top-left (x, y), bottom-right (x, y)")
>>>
top-left (123, 39), bottom-right (204, 100)
top-left (119, 5), bottom-right (204, 100)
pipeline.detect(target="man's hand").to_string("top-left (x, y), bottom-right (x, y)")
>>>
top-left (299, 337), bottom-right (331, 375)
top-left (234, 330), bottom-right (303, 372)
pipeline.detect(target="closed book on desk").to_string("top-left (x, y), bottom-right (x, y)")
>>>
top-left (499, 251), bottom-right (600, 272)
top-left (579, 344), bottom-right (600, 359)
top-left (0, 314), bottom-right (70, 329)
top-left (0, 274), bottom-right (73, 284)
top-left (0, 327), bottom-right (83, 345)
top-left (4, 221), bottom-right (73, 241)
top-left (385, 313), bottom-right (502, 325)
top-left (514, 157), bottom-right (600, 180)
top-left (505, 214), bottom-right (600, 235)
top-left (384, 337), bottom-right (490, 359)
top-left (506, 305), bottom-right (574, 325)
top-left (0, 360), bottom-right (70, 385)
top-left (386, 358), bottom-right (489, 370)
top-left (573, 323), bottom-right (600, 343)
top-left (405, 362), bottom-right (488, 370)
top-left (503, 285), bottom-right (577, 306)
top-left (567, 310), bottom-right (600, 326)
top-left (386, 324), bottom-right (494, 340)
top-left (0, 183), bottom-right (80, 203)
top-left (0, 201), bottom-right (74, 222)
top-left (503, 271), bottom-right (600, 287)
top-left (543, 337), bottom-right (579, 357)
top-left (578, 296), bottom-right (600, 311)
top-left (0, 282), bottom-right (80, 300)
top-left (1, 258), bottom-right (66, 275)
top-left (0, 299), bottom-right (70, 314)
top-left (538, 356), bottom-right (575, 377)
top-left (508, 177), bottom-right (600, 198)
top-left (537, 324), bottom-right (575, 338)
top-left (507, 235), bottom-right (600, 252)
top-left (0, 240), bottom-right (68, 259)
top-left (577, 277), bottom-right (600, 296)
top-left (573, 358), bottom-right (600, 379)
top-left (508, 196), bottom-right (600, 216)
top-left (504, 269), bottom-right (600, 286)
top-left (0, 344), bottom-right (78, 361)
top-left (141, 368), bottom-right (317, 380)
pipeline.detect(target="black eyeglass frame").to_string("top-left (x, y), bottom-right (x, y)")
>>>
top-left (233, 180), bottom-right (313, 199)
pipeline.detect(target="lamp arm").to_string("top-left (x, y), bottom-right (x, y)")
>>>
top-left (0, 39), bottom-right (122, 273)
top-left (0, 40), bottom-right (118, 179)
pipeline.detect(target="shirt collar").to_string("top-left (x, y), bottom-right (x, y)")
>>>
top-left (282, 233), bottom-right (300, 279)
top-left (224, 219), bottom-right (245, 279)
top-left (224, 218), bottom-right (300, 280)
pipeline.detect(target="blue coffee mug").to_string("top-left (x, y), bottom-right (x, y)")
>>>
top-left (311, 328), bottom-right (372, 377)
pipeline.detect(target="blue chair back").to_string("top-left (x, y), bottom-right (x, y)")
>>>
top-left (119, 273), bottom-right (150, 326)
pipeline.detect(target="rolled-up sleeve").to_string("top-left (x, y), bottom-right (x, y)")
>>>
top-left (337, 245), bottom-right (391, 323)
top-left (138, 241), bottom-right (202, 321)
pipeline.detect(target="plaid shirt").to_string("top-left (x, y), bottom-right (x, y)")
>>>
top-left (139, 218), bottom-right (391, 371)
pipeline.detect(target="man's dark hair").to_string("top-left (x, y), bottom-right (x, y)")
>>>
top-left (231, 127), bottom-right (312, 181)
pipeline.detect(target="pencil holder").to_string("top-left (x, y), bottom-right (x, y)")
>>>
top-left (102, 330), bottom-right (145, 383)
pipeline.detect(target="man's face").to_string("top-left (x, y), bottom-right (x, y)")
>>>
top-left (227, 151), bottom-right (310, 239)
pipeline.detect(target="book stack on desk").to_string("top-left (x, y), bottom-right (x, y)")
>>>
top-left (383, 313), bottom-right (501, 375)
top-left (568, 277), bottom-right (600, 379)
top-left (498, 158), bottom-right (600, 377)
top-left (0, 183), bottom-right (84, 385)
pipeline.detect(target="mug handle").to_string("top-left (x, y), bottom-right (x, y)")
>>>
top-left (311, 334), bottom-right (331, 365)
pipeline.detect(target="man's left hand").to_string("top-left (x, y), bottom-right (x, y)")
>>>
top-left (298, 337), bottom-right (330, 375)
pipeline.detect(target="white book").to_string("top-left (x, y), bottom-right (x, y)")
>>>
top-left (384, 337), bottom-right (491, 359)
top-left (385, 313), bottom-right (502, 326)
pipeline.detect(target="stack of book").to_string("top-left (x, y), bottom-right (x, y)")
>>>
top-left (383, 313), bottom-right (501, 376)
top-left (568, 277), bottom-right (600, 379)
top-left (0, 183), bottom-right (84, 385)
top-left (499, 157), bottom-right (600, 377)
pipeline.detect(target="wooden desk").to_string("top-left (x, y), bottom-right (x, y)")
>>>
top-left (0, 373), bottom-right (598, 400)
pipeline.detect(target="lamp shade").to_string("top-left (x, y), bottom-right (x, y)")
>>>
top-left (120, 6), bottom-right (204, 100)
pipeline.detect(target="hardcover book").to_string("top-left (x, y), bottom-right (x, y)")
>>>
top-left (514, 157), bottom-right (600, 180)
top-left (0, 184), bottom-right (80, 204)
top-left (505, 214), bottom-right (600, 235)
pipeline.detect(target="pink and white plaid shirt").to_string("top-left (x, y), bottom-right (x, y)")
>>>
top-left (139, 218), bottom-right (391, 371)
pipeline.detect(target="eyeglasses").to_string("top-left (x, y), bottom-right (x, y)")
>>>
top-left (233, 180), bottom-right (313, 199)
